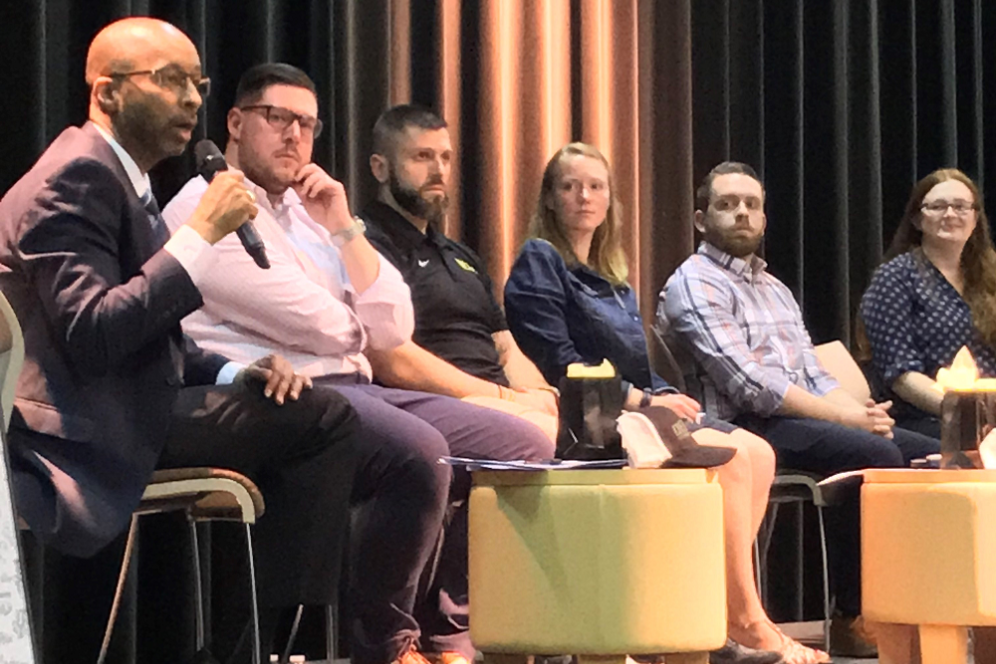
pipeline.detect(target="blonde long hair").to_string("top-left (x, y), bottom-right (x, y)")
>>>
top-left (527, 142), bottom-right (629, 285)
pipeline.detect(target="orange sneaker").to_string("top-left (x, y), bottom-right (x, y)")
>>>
top-left (434, 652), bottom-right (472, 664)
top-left (395, 648), bottom-right (434, 664)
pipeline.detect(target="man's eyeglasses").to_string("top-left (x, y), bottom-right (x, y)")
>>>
top-left (240, 105), bottom-right (324, 139)
top-left (921, 200), bottom-right (978, 217)
top-left (111, 64), bottom-right (210, 98)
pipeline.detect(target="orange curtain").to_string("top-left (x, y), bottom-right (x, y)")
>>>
top-left (412, 0), bottom-right (696, 328)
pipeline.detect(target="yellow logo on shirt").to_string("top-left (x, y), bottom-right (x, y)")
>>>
top-left (455, 258), bottom-right (477, 273)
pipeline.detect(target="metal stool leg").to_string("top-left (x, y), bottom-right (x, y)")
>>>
top-left (795, 501), bottom-right (805, 620)
top-left (757, 503), bottom-right (780, 608)
top-left (188, 515), bottom-right (205, 651)
top-left (97, 515), bottom-right (139, 664)
top-left (752, 537), bottom-right (762, 593)
top-left (244, 523), bottom-right (262, 664)
top-left (326, 602), bottom-right (339, 661)
top-left (817, 505), bottom-right (831, 650)
top-left (281, 605), bottom-right (305, 663)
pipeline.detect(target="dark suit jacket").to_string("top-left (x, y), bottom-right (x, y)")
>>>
top-left (0, 122), bottom-right (228, 557)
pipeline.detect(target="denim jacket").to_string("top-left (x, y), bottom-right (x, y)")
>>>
top-left (504, 239), bottom-right (672, 394)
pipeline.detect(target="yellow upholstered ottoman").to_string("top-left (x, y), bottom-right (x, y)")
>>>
top-left (469, 468), bottom-right (727, 664)
top-left (863, 469), bottom-right (996, 663)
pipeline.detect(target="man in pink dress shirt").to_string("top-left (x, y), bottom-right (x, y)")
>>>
top-left (162, 64), bottom-right (553, 664)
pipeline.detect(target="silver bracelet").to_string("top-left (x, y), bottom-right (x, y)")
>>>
top-left (330, 216), bottom-right (366, 248)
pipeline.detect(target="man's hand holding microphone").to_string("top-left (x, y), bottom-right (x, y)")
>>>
top-left (184, 168), bottom-right (259, 245)
top-left (187, 139), bottom-right (271, 268)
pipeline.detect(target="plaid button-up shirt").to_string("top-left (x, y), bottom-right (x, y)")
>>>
top-left (659, 242), bottom-right (839, 421)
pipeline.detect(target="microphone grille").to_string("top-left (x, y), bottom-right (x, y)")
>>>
top-left (194, 139), bottom-right (227, 179)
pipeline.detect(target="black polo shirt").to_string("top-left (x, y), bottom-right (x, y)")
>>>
top-left (361, 201), bottom-right (510, 386)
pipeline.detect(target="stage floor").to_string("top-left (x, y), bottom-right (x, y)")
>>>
top-left (294, 622), bottom-right (975, 664)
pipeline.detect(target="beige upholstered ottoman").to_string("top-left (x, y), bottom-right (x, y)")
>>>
top-left (863, 469), bottom-right (996, 663)
top-left (469, 468), bottom-right (727, 664)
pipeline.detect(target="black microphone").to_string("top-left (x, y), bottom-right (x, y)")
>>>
top-left (194, 139), bottom-right (270, 269)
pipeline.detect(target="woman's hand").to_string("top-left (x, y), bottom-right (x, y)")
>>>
top-left (650, 393), bottom-right (702, 421)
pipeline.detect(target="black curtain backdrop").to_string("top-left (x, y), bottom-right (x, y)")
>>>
top-left (3, 0), bottom-right (993, 343)
top-left (3, 1), bottom-right (996, 661)
top-left (691, 0), bottom-right (996, 344)
top-left (0, 0), bottom-right (405, 210)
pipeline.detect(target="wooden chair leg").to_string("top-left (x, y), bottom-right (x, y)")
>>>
top-left (664, 653), bottom-right (709, 664)
top-left (918, 624), bottom-right (967, 664)
top-left (873, 622), bottom-right (919, 664)
top-left (576, 657), bottom-right (628, 664)
top-left (97, 515), bottom-right (138, 664)
top-left (974, 626), bottom-right (996, 664)
top-left (481, 654), bottom-right (531, 664)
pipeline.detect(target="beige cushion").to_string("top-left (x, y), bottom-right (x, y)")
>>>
top-left (815, 340), bottom-right (871, 403)
top-left (469, 469), bottom-right (727, 654)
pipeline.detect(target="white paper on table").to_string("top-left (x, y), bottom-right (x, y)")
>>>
top-left (438, 456), bottom-right (627, 471)
top-left (980, 428), bottom-right (996, 469)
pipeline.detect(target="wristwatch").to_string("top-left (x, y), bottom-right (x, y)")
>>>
top-left (330, 216), bottom-right (366, 248)
top-left (639, 388), bottom-right (653, 408)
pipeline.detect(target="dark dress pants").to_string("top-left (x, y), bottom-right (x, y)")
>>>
top-left (327, 382), bottom-right (556, 664)
top-left (734, 415), bottom-right (940, 617)
top-left (11, 381), bottom-right (359, 664)
top-left (158, 382), bottom-right (361, 663)
top-left (159, 383), bottom-right (360, 610)
top-left (894, 411), bottom-right (942, 440)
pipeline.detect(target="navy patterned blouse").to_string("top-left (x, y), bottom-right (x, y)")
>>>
top-left (860, 249), bottom-right (996, 403)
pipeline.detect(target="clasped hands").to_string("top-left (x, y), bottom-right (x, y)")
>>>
top-left (237, 354), bottom-right (312, 405)
top-left (849, 399), bottom-right (896, 439)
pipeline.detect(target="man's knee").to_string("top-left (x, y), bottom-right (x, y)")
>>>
top-left (858, 435), bottom-right (905, 468)
top-left (352, 422), bottom-right (452, 514)
top-left (503, 416), bottom-right (556, 459)
top-left (285, 386), bottom-right (361, 455)
top-left (461, 395), bottom-right (558, 445)
top-left (731, 428), bottom-right (776, 477)
top-left (892, 428), bottom-right (940, 464)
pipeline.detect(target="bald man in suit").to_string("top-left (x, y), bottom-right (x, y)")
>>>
top-left (0, 18), bottom-right (451, 664)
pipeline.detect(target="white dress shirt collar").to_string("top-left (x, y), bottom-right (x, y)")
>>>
top-left (246, 179), bottom-right (303, 229)
top-left (92, 122), bottom-right (152, 199)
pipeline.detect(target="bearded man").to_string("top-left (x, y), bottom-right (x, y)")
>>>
top-left (359, 105), bottom-right (559, 442)
top-left (660, 161), bottom-right (939, 658)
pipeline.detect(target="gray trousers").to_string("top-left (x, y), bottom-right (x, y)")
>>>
top-left (322, 381), bottom-right (555, 664)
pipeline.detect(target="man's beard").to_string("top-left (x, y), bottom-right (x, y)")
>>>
top-left (389, 168), bottom-right (449, 225)
top-left (239, 143), bottom-right (298, 196)
top-left (703, 225), bottom-right (763, 258)
top-left (115, 103), bottom-right (185, 164)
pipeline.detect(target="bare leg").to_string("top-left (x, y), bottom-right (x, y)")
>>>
top-left (691, 429), bottom-right (775, 646)
top-left (692, 428), bottom-right (828, 663)
top-left (729, 428), bottom-right (775, 536)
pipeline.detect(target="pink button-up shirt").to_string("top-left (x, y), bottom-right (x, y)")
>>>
top-left (162, 175), bottom-right (414, 379)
